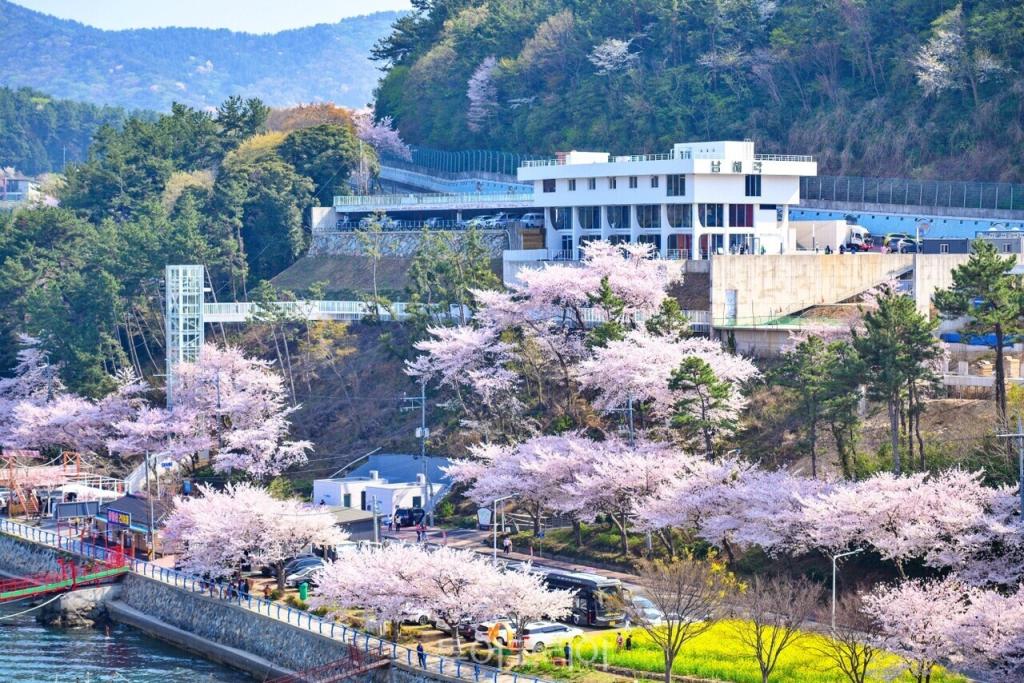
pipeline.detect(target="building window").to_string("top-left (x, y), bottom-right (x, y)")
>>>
top-left (699, 203), bottom-right (723, 227)
top-left (549, 207), bottom-right (570, 230)
top-left (940, 243), bottom-right (949, 253)
top-left (628, 176), bottom-right (638, 189)
top-left (745, 175), bottom-right (762, 197)
top-left (560, 234), bottom-right (574, 256)
top-left (568, 179), bottom-right (577, 191)
top-left (636, 205), bottom-right (661, 229)
top-left (651, 176), bottom-right (659, 188)
top-left (609, 177), bottom-right (617, 190)
top-left (729, 203), bottom-right (754, 227)
top-left (543, 179), bottom-right (556, 193)
top-left (577, 206), bottom-right (600, 231)
top-left (412, 496), bottom-right (422, 508)
top-left (608, 234), bottom-right (629, 245)
top-left (636, 234), bottom-right (661, 251)
top-left (342, 493), bottom-right (351, 507)
top-left (360, 491), bottom-right (366, 509)
top-left (588, 178), bottom-right (596, 190)
top-left (606, 205), bottom-right (630, 230)
top-left (759, 204), bottom-right (776, 210)
top-left (667, 175), bottom-right (686, 197)
top-left (667, 204), bottom-right (692, 228)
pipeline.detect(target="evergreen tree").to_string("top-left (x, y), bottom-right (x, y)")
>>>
top-left (933, 239), bottom-right (1023, 423)
top-left (669, 356), bottom-right (734, 458)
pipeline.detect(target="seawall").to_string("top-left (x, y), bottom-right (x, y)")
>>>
top-left (116, 572), bottom-right (363, 677)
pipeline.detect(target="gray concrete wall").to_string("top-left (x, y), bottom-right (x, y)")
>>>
top-left (709, 253), bottom-right (914, 323)
top-left (311, 230), bottom-right (507, 258)
top-left (0, 533), bottom-right (61, 577)
top-left (117, 572), bottom-right (356, 675)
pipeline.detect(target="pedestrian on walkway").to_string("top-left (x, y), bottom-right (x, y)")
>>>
top-left (417, 641), bottom-right (427, 668)
top-left (263, 584), bottom-right (272, 600)
top-left (563, 642), bottom-right (572, 668)
top-left (502, 536), bottom-right (512, 555)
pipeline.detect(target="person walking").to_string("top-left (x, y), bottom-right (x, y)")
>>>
top-left (417, 641), bottom-right (427, 668)
top-left (263, 584), bottom-right (272, 600)
top-left (563, 642), bottom-right (572, 668)
top-left (502, 536), bottom-right (512, 555)
top-left (625, 633), bottom-right (633, 651)
top-left (615, 632), bottom-right (624, 652)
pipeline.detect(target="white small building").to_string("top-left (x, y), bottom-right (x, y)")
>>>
top-left (516, 141), bottom-right (817, 260)
top-left (311, 470), bottom-right (442, 514)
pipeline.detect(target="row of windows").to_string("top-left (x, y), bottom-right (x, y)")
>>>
top-left (541, 174), bottom-right (759, 196)
top-left (547, 204), bottom-right (760, 230)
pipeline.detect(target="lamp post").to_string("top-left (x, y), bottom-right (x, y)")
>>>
top-left (831, 548), bottom-right (864, 630)
top-left (372, 495), bottom-right (381, 544)
top-left (492, 494), bottom-right (515, 561)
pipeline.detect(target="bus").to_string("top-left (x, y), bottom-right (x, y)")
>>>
top-left (536, 568), bottom-right (625, 627)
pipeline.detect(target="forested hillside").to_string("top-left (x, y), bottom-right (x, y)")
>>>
top-left (0, 1), bottom-right (399, 111)
top-left (0, 86), bottom-right (131, 174)
top-left (373, 0), bottom-right (1024, 182)
top-left (0, 97), bottom-right (378, 392)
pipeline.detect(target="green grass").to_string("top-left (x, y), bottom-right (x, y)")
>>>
top-left (574, 622), bottom-right (966, 683)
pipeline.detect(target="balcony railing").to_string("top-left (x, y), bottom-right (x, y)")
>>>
top-left (333, 192), bottom-right (534, 208)
top-left (753, 154), bottom-right (815, 162)
top-left (521, 151), bottom-right (814, 168)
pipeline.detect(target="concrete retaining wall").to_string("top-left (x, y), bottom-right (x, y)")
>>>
top-left (310, 230), bottom-right (507, 258)
top-left (0, 533), bottom-right (61, 577)
top-left (117, 572), bottom-right (358, 675)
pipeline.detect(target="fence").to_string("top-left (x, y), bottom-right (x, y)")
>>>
top-left (333, 191), bottom-right (534, 209)
top-left (0, 518), bottom-right (546, 683)
top-left (385, 147), bottom-right (545, 179)
top-left (802, 175), bottom-right (1024, 213)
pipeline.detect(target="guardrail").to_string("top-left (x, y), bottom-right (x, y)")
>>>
top-left (802, 175), bottom-right (1024, 212)
top-left (0, 518), bottom-right (545, 683)
top-left (334, 192), bottom-right (534, 208)
top-left (521, 151), bottom-right (815, 167)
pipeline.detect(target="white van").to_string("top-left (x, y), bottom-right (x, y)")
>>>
top-left (520, 213), bottom-right (544, 228)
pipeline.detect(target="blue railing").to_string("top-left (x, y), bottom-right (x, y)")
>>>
top-left (0, 519), bottom-right (540, 683)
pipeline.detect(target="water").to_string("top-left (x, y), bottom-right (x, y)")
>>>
top-left (0, 601), bottom-right (252, 682)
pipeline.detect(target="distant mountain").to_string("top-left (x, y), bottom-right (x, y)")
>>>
top-left (0, 1), bottom-right (400, 111)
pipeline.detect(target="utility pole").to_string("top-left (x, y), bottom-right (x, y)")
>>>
top-left (404, 382), bottom-right (433, 526)
top-left (147, 450), bottom-right (156, 560)
top-left (372, 494), bottom-right (380, 544)
top-left (997, 415), bottom-right (1024, 518)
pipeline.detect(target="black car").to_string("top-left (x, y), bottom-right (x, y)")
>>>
top-left (395, 507), bottom-right (426, 527)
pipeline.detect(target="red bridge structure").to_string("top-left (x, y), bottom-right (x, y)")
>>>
top-left (0, 547), bottom-right (129, 604)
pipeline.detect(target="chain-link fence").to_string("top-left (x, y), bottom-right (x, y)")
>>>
top-left (802, 175), bottom-right (1024, 212)
top-left (383, 146), bottom-right (544, 180)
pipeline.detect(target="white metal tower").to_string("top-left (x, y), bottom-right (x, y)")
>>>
top-left (164, 265), bottom-right (205, 406)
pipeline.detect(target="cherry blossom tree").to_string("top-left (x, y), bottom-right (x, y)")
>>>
top-left (0, 335), bottom-right (58, 440)
top-left (861, 576), bottom-right (974, 683)
top-left (163, 482), bottom-right (347, 589)
top-left (466, 56), bottom-right (498, 132)
top-left (491, 563), bottom-right (572, 664)
top-left (109, 344), bottom-right (311, 478)
top-left (588, 38), bottom-right (638, 76)
top-left (352, 108), bottom-right (412, 161)
top-left (957, 584), bottom-right (1024, 680)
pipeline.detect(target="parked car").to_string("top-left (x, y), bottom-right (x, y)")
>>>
top-left (882, 232), bottom-right (915, 247)
top-left (520, 213), bottom-right (544, 228)
top-left (629, 595), bottom-right (666, 625)
top-left (465, 215), bottom-right (493, 228)
top-left (518, 622), bottom-right (584, 653)
top-left (473, 619), bottom-right (512, 647)
top-left (285, 563), bottom-right (323, 588)
top-left (395, 507), bottom-right (426, 528)
top-left (893, 238), bottom-right (919, 253)
top-left (403, 609), bottom-right (435, 626)
top-left (489, 213), bottom-right (514, 228)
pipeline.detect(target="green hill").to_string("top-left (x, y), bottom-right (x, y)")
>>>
top-left (0, 1), bottom-right (400, 112)
top-left (372, 0), bottom-right (1024, 182)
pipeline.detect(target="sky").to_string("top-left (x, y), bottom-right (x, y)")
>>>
top-left (10, 0), bottom-right (412, 33)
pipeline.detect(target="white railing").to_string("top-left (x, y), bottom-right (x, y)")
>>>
top-left (333, 192), bottom-right (534, 208)
top-left (612, 152), bottom-right (676, 163)
top-left (753, 154), bottom-right (815, 162)
top-left (203, 301), bottom-right (474, 324)
top-left (0, 519), bottom-right (546, 683)
top-left (665, 249), bottom-right (691, 260)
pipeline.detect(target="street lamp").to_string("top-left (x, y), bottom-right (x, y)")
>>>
top-left (831, 548), bottom-right (864, 630)
top-left (492, 494), bottom-right (516, 561)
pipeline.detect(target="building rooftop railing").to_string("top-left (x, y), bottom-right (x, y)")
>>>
top-left (521, 151), bottom-right (814, 168)
top-left (333, 192), bottom-right (533, 208)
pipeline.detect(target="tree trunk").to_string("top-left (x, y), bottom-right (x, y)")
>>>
top-left (996, 325), bottom-right (1008, 424)
top-left (573, 519), bottom-right (583, 546)
top-left (809, 404), bottom-right (818, 479)
top-left (889, 399), bottom-right (901, 474)
top-left (613, 514), bottom-right (630, 555)
top-left (663, 650), bottom-right (674, 683)
top-left (275, 560), bottom-right (285, 592)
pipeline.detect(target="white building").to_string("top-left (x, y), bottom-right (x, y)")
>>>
top-left (516, 141), bottom-right (817, 259)
top-left (311, 470), bottom-right (442, 515)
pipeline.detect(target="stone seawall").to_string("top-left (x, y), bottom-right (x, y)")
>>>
top-left (0, 533), bottom-right (61, 577)
top-left (310, 230), bottom-right (507, 258)
top-left (118, 572), bottom-right (358, 675)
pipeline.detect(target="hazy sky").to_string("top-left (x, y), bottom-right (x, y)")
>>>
top-left (11, 0), bottom-right (412, 33)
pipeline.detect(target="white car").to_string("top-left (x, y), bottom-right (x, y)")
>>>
top-left (630, 595), bottom-right (665, 625)
top-left (285, 563), bottom-right (323, 588)
top-left (518, 621), bottom-right (583, 653)
top-left (520, 213), bottom-right (544, 228)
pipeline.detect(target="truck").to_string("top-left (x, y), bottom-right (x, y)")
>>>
top-left (791, 219), bottom-right (873, 253)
